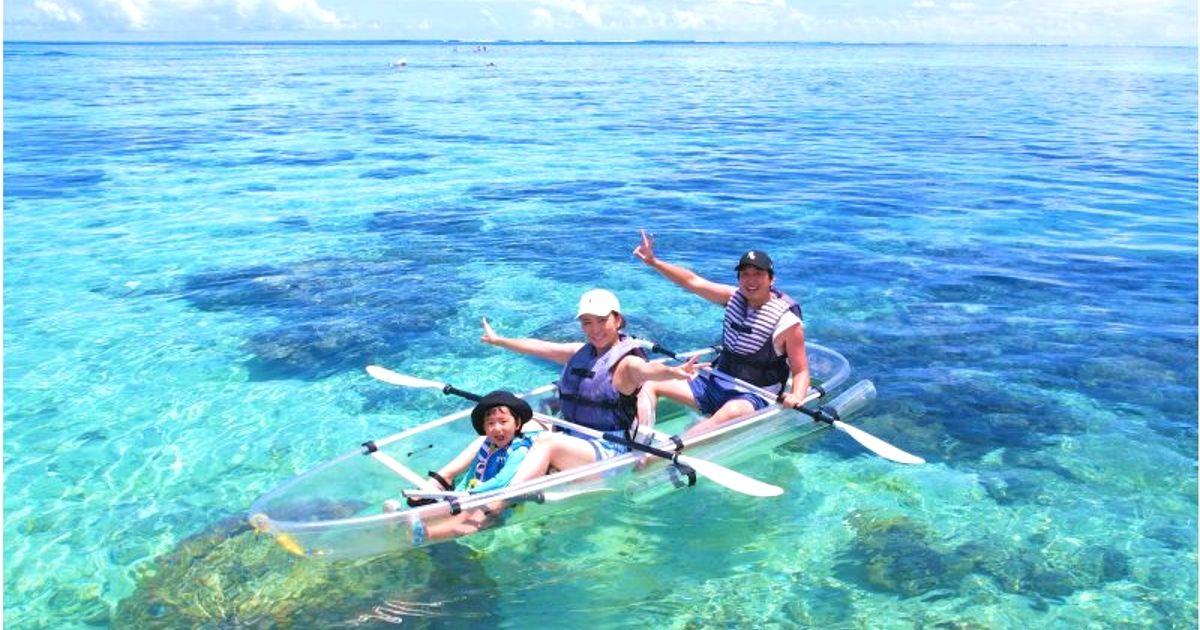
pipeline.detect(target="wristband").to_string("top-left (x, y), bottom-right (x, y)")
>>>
top-left (428, 470), bottom-right (453, 491)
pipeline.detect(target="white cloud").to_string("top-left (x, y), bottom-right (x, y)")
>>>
top-left (4, 0), bottom-right (1194, 44)
top-left (883, 0), bottom-right (1194, 44)
top-left (105, 0), bottom-right (150, 30)
top-left (538, 0), bottom-right (603, 28)
top-left (785, 8), bottom-right (816, 31)
top-left (233, 0), bottom-right (342, 28)
top-left (33, 0), bottom-right (83, 22)
top-left (531, 6), bottom-right (555, 28)
top-left (282, 0), bottom-right (339, 25)
top-left (672, 9), bottom-right (707, 29)
top-left (10, 0), bottom-right (346, 34)
top-left (671, 0), bottom-right (805, 34)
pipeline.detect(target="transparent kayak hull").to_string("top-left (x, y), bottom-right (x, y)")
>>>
top-left (249, 343), bottom-right (851, 560)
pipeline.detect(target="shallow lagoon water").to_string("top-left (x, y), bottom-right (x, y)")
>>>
top-left (4, 42), bottom-right (1196, 628)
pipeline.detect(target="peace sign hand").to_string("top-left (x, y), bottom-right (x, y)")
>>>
top-left (480, 317), bottom-right (500, 345)
top-left (633, 229), bottom-right (656, 265)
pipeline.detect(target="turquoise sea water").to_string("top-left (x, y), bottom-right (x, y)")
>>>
top-left (4, 42), bottom-right (1196, 628)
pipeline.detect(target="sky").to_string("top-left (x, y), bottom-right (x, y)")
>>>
top-left (2, 0), bottom-right (1197, 45)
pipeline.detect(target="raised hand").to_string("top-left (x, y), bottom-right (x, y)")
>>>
top-left (662, 355), bottom-right (706, 381)
top-left (633, 229), bottom-right (656, 265)
top-left (480, 317), bottom-right (500, 345)
top-left (675, 355), bottom-right (705, 379)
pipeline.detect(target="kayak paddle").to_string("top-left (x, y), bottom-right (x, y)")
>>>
top-left (703, 367), bottom-right (926, 464)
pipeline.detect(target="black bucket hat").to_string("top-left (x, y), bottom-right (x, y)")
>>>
top-left (470, 390), bottom-right (533, 435)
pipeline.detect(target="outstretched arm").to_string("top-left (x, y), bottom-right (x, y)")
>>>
top-left (480, 317), bottom-right (582, 365)
top-left (612, 354), bottom-right (702, 396)
top-left (633, 229), bottom-right (736, 306)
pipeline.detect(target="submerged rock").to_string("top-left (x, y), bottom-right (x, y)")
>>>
top-left (837, 508), bottom-right (1127, 604)
top-left (970, 539), bottom-right (1132, 603)
top-left (782, 583), bottom-right (855, 627)
top-left (1076, 544), bottom-right (1131, 583)
top-left (114, 514), bottom-right (499, 628)
top-left (243, 321), bottom-right (396, 380)
top-left (180, 257), bottom-right (474, 381)
top-left (841, 510), bottom-right (971, 598)
top-left (979, 470), bottom-right (1044, 505)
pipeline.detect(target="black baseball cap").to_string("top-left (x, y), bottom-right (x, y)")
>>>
top-left (470, 390), bottom-right (533, 435)
top-left (734, 250), bottom-right (774, 273)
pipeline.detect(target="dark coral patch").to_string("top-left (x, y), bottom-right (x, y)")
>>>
top-left (181, 257), bottom-right (473, 380)
top-left (113, 512), bottom-right (501, 628)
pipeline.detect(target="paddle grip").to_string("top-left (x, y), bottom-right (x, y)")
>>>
top-left (443, 384), bottom-right (482, 402)
top-left (788, 402), bottom-right (839, 425)
top-left (650, 343), bottom-right (678, 359)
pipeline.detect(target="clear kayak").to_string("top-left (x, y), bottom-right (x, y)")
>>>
top-left (249, 342), bottom-right (858, 560)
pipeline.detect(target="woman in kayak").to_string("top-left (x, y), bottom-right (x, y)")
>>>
top-left (481, 289), bottom-right (700, 483)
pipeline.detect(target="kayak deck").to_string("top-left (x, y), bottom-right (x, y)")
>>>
top-left (249, 343), bottom-right (851, 560)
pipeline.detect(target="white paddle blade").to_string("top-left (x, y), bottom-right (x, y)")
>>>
top-left (366, 365), bottom-right (445, 390)
top-left (823, 380), bottom-right (926, 465)
top-left (679, 455), bottom-right (784, 497)
top-left (832, 420), bottom-right (926, 465)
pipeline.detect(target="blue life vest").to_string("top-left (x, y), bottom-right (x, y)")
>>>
top-left (715, 288), bottom-right (802, 390)
top-left (457, 435), bottom-right (533, 493)
top-left (557, 336), bottom-right (647, 432)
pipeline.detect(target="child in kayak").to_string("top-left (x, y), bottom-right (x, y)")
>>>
top-left (427, 390), bottom-right (535, 494)
top-left (394, 390), bottom-right (536, 541)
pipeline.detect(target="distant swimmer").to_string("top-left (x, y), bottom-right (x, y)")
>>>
top-left (391, 58), bottom-right (407, 69)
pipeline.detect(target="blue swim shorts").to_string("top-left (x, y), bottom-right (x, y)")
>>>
top-left (560, 428), bottom-right (631, 461)
top-left (688, 372), bottom-right (772, 416)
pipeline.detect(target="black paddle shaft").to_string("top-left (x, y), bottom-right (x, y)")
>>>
top-left (794, 404), bottom-right (839, 424)
top-left (600, 432), bottom-right (681, 463)
top-left (443, 384), bottom-right (483, 402)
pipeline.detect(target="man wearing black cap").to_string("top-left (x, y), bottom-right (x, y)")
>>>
top-left (633, 230), bottom-right (810, 435)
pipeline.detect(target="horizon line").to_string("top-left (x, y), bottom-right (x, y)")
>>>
top-left (4, 38), bottom-right (1195, 48)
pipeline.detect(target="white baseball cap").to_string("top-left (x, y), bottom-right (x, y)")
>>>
top-left (576, 289), bottom-right (621, 318)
